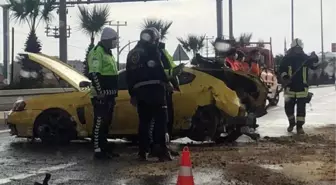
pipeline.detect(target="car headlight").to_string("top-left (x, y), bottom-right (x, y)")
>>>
top-left (12, 98), bottom-right (26, 112)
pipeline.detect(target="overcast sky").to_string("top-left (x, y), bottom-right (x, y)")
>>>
top-left (0, 0), bottom-right (335, 64)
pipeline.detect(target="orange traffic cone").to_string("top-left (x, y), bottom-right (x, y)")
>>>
top-left (176, 146), bottom-right (194, 185)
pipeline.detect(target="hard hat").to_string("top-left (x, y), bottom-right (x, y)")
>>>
top-left (100, 27), bottom-right (118, 41)
top-left (290, 38), bottom-right (304, 48)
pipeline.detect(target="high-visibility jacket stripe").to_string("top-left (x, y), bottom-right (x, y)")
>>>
top-left (178, 166), bottom-right (193, 176)
top-left (303, 66), bottom-right (307, 84)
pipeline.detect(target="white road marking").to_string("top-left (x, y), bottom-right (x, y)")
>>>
top-left (0, 162), bottom-right (77, 184)
top-left (0, 130), bottom-right (9, 134)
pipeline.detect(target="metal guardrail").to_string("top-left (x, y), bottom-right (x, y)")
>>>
top-left (0, 88), bottom-right (75, 97)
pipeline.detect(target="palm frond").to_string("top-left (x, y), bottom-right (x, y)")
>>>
top-left (40, 0), bottom-right (56, 23)
top-left (78, 5), bottom-right (110, 37)
top-left (90, 5), bottom-right (110, 33)
top-left (142, 18), bottom-right (173, 40)
top-left (7, 0), bottom-right (28, 25)
top-left (177, 34), bottom-right (206, 55)
top-left (237, 32), bottom-right (253, 46)
top-left (177, 37), bottom-right (191, 52)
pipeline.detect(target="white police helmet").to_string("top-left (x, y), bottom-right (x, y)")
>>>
top-left (100, 27), bottom-right (118, 41)
top-left (290, 38), bottom-right (304, 49)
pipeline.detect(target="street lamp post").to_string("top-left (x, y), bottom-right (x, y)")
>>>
top-left (216, 0), bottom-right (223, 39)
top-left (291, 0), bottom-right (294, 41)
top-left (320, 0), bottom-right (325, 63)
top-left (228, 0), bottom-right (234, 39)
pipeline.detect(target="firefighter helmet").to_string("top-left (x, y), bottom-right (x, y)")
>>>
top-left (290, 38), bottom-right (304, 49)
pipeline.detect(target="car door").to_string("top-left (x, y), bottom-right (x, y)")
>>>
top-left (112, 70), bottom-right (138, 135)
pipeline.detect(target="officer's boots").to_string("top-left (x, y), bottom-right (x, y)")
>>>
top-left (296, 126), bottom-right (305, 134)
top-left (296, 122), bottom-right (305, 135)
top-left (151, 144), bottom-right (173, 162)
top-left (287, 119), bottom-right (296, 132)
top-left (138, 152), bottom-right (149, 161)
top-left (158, 148), bottom-right (173, 162)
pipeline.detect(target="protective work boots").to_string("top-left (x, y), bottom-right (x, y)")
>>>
top-left (287, 124), bottom-right (295, 132)
top-left (150, 144), bottom-right (174, 162)
top-left (296, 126), bottom-right (305, 135)
top-left (138, 152), bottom-right (149, 161)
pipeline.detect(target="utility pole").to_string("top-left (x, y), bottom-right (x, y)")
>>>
top-left (59, 0), bottom-right (68, 63)
top-left (228, 0), bottom-right (234, 39)
top-left (2, 5), bottom-right (9, 80)
top-left (109, 21), bottom-right (127, 70)
top-left (216, 0), bottom-right (223, 39)
top-left (205, 36), bottom-right (214, 58)
top-left (320, 0), bottom-right (325, 63)
top-left (291, 0), bottom-right (294, 41)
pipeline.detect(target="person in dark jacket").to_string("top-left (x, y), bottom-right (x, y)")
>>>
top-left (126, 28), bottom-right (173, 161)
top-left (279, 38), bottom-right (320, 134)
top-left (147, 27), bottom-right (183, 157)
top-left (87, 27), bottom-right (119, 160)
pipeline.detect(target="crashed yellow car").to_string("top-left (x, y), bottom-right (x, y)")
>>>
top-left (6, 52), bottom-right (263, 145)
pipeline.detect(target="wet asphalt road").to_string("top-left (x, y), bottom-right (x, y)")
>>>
top-left (0, 85), bottom-right (335, 185)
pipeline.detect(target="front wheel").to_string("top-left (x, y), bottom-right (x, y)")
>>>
top-left (188, 105), bottom-right (220, 142)
top-left (34, 109), bottom-right (77, 145)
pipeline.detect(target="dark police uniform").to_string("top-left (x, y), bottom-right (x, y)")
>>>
top-left (87, 42), bottom-right (118, 158)
top-left (279, 47), bottom-right (319, 134)
top-left (126, 38), bottom-right (172, 161)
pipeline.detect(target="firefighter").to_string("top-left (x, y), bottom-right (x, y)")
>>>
top-left (279, 38), bottom-right (319, 134)
top-left (87, 27), bottom-right (119, 159)
top-left (235, 49), bottom-right (246, 71)
top-left (225, 48), bottom-right (239, 70)
top-left (247, 49), bottom-right (261, 76)
top-left (126, 28), bottom-right (173, 161)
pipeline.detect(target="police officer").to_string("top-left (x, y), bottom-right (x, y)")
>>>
top-left (87, 27), bottom-right (119, 159)
top-left (148, 27), bottom-right (183, 157)
top-left (279, 38), bottom-right (319, 134)
top-left (126, 28), bottom-right (173, 161)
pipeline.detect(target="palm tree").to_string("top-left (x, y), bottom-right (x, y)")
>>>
top-left (177, 35), bottom-right (206, 57)
top-left (236, 33), bottom-right (253, 47)
top-left (78, 5), bottom-right (110, 77)
top-left (141, 18), bottom-right (173, 41)
top-left (257, 39), bottom-right (265, 48)
top-left (8, 0), bottom-right (56, 88)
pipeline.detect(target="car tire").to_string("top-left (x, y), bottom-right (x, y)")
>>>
top-left (188, 105), bottom-right (220, 142)
top-left (34, 109), bottom-right (77, 145)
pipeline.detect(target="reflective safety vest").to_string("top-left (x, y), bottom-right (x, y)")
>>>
top-left (88, 44), bottom-right (118, 97)
top-left (233, 61), bottom-right (244, 71)
top-left (225, 58), bottom-right (240, 71)
top-left (284, 66), bottom-right (309, 98)
top-left (242, 62), bottom-right (250, 72)
top-left (161, 49), bottom-right (176, 79)
top-left (250, 62), bottom-right (260, 76)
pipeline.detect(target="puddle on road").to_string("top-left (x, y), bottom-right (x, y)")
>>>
top-left (117, 168), bottom-right (249, 185)
top-left (260, 161), bottom-right (334, 182)
top-left (0, 162), bottom-right (77, 184)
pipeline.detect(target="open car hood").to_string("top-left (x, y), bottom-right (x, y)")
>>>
top-left (21, 52), bottom-right (91, 91)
